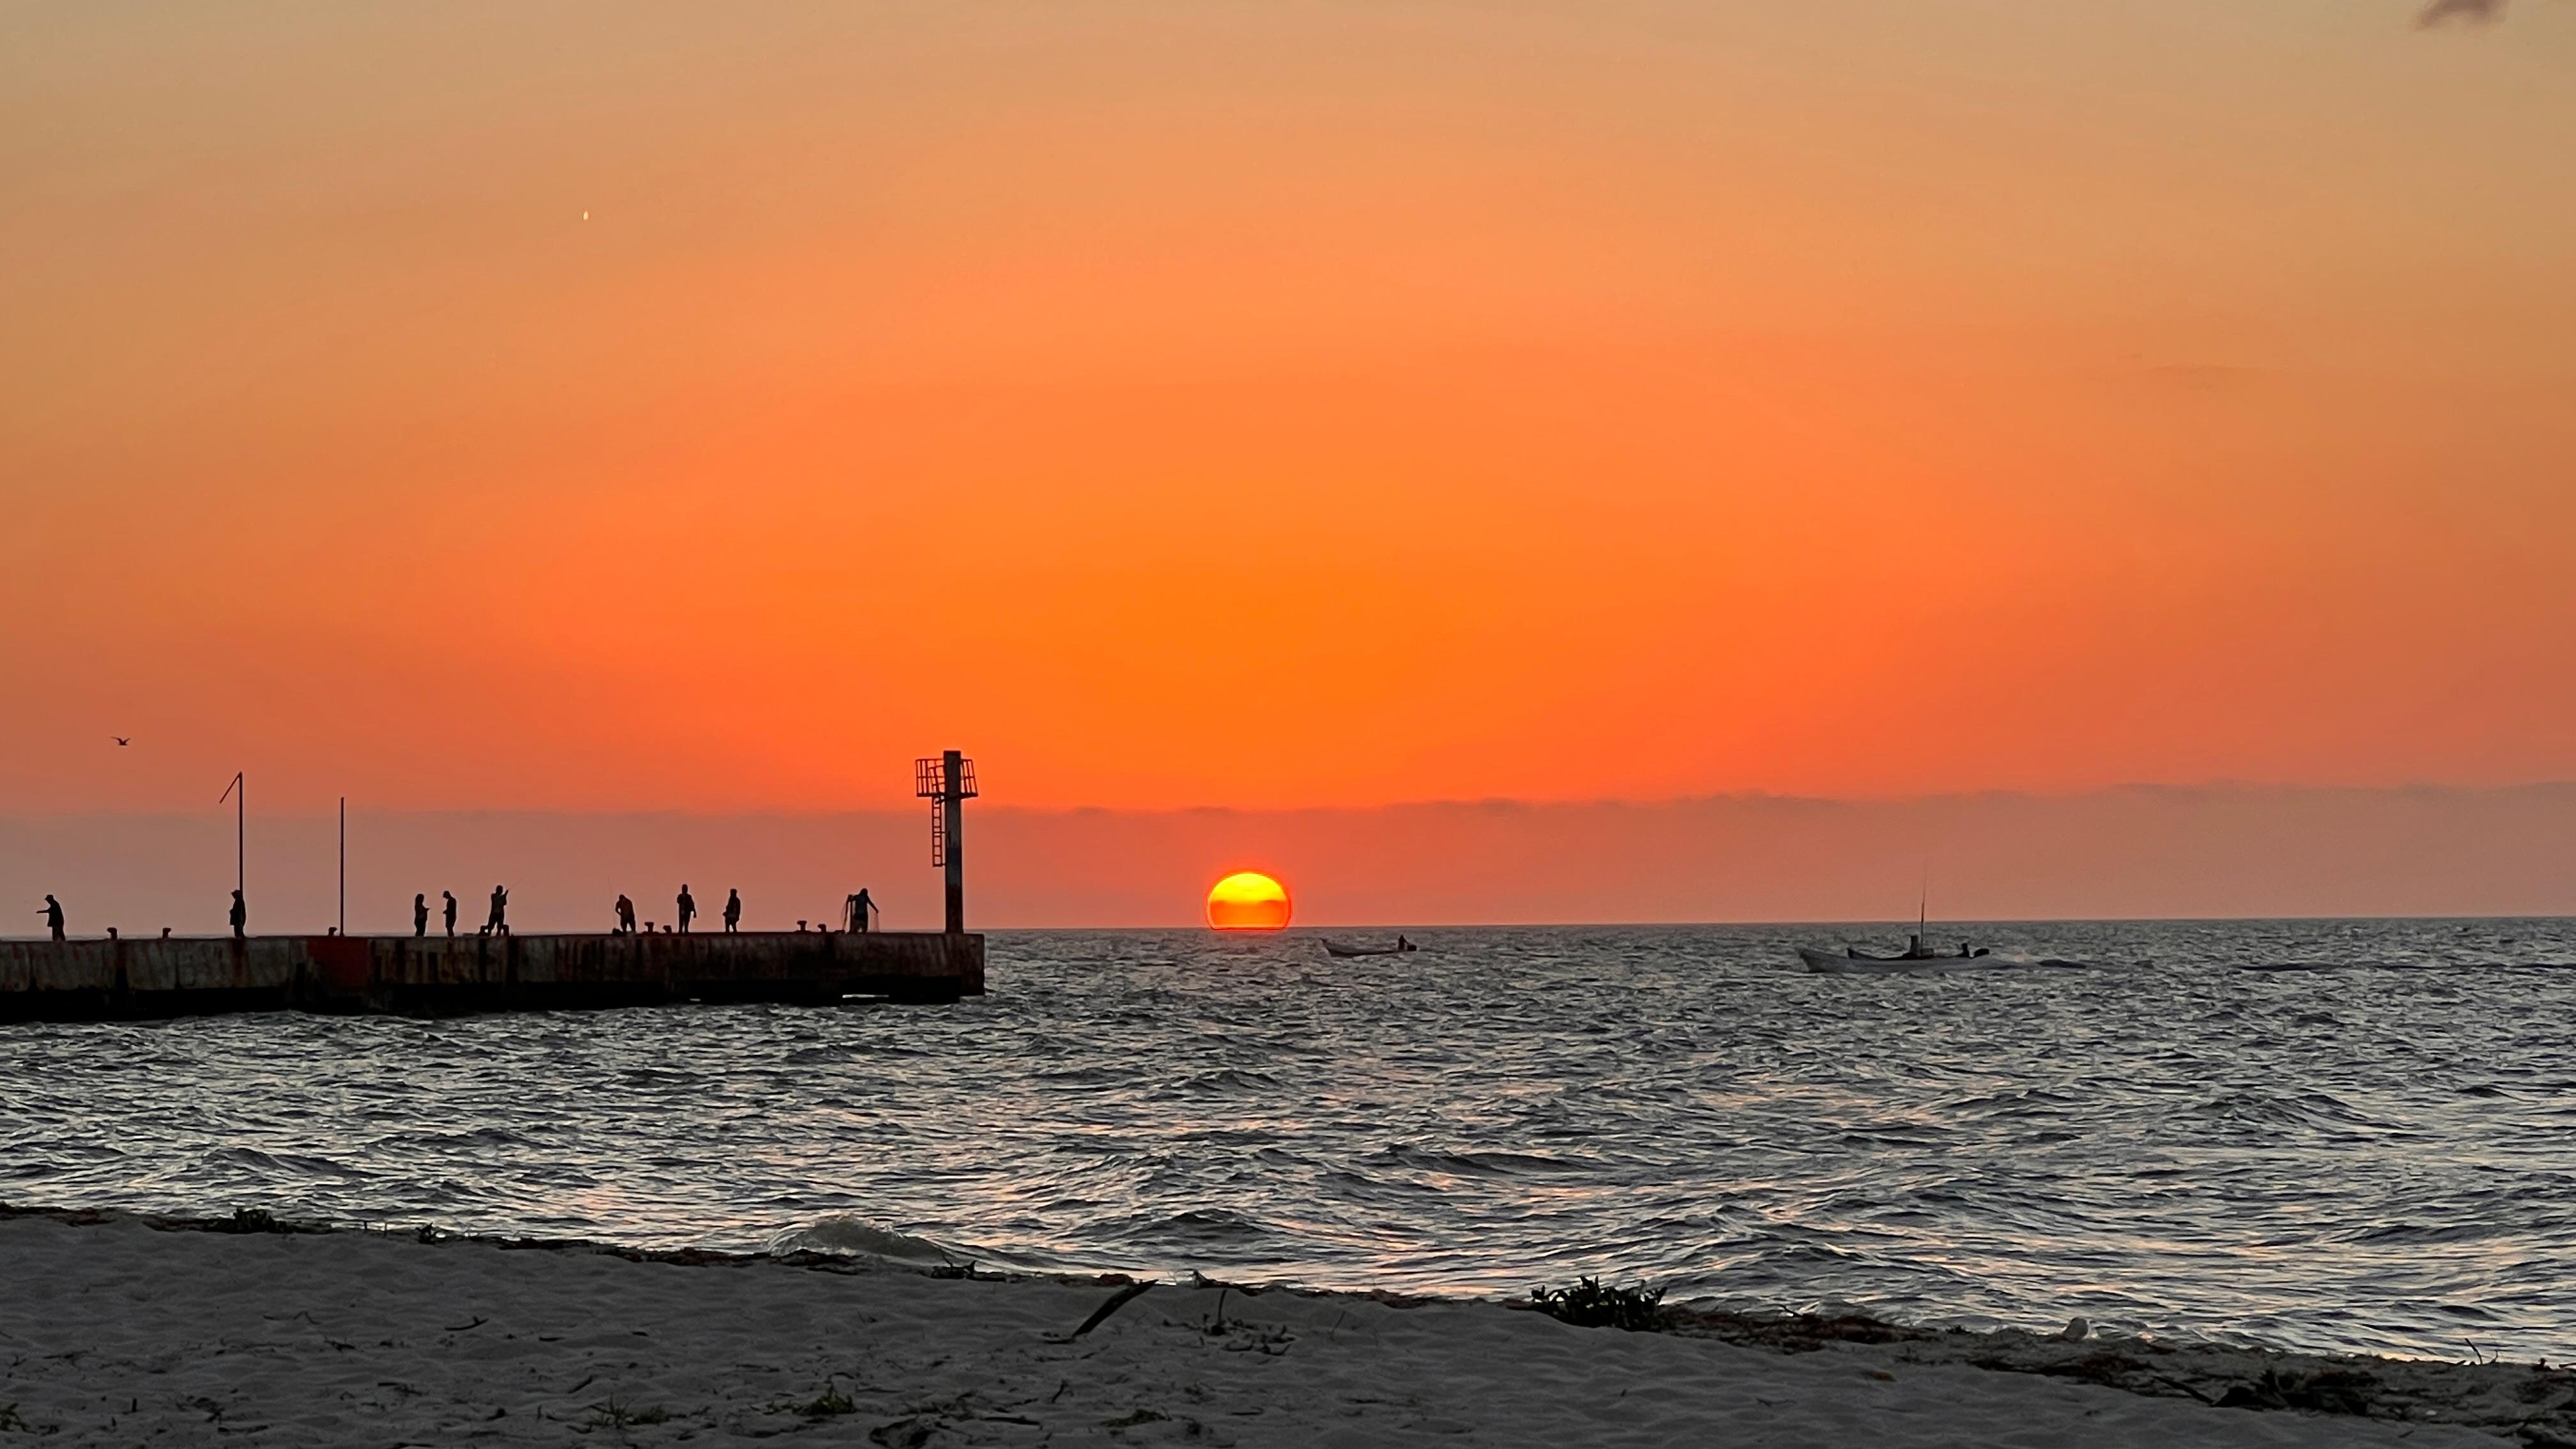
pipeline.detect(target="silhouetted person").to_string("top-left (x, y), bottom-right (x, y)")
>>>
top-left (414, 894), bottom-right (430, 938)
top-left (229, 889), bottom-right (247, 940)
top-left (615, 894), bottom-right (637, 935)
top-left (851, 887), bottom-right (875, 933)
top-left (442, 890), bottom-right (458, 937)
top-left (676, 885), bottom-right (696, 935)
top-left (40, 894), bottom-right (64, 942)
top-left (1397, 935), bottom-right (1414, 952)
top-left (722, 889), bottom-right (741, 934)
top-left (483, 884), bottom-right (509, 937)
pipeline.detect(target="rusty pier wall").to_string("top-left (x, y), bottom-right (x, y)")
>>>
top-left (0, 930), bottom-right (983, 1022)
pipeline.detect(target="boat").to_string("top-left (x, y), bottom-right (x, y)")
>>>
top-left (1795, 932), bottom-right (1989, 974)
top-left (1322, 937), bottom-right (1420, 958)
top-left (1797, 944), bottom-right (1983, 974)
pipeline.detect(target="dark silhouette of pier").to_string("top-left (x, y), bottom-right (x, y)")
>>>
top-left (0, 928), bottom-right (982, 1022)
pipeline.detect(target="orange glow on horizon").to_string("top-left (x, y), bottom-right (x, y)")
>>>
top-left (1206, 871), bottom-right (1292, 931)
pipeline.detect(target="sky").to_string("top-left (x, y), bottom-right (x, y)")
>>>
top-left (4, 2), bottom-right (2573, 922)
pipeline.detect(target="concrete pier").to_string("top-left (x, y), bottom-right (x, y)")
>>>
top-left (0, 930), bottom-right (983, 1023)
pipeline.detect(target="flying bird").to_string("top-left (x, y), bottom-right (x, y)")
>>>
top-left (2418, 0), bottom-right (2504, 25)
top-left (112, 737), bottom-right (130, 747)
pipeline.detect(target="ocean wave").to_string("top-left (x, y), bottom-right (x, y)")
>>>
top-left (767, 1216), bottom-right (971, 1264)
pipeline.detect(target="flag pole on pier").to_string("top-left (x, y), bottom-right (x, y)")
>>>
top-left (338, 796), bottom-right (346, 936)
top-left (218, 772), bottom-right (245, 914)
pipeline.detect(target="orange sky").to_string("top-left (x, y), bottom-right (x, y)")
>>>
top-left (5, 1), bottom-right (2572, 816)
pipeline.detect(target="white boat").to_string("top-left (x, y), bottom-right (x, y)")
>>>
top-left (1796, 945), bottom-right (1982, 975)
top-left (1795, 928), bottom-right (1993, 974)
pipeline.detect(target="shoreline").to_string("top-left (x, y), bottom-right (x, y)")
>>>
top-left (3, 1203), bottom-right (2560, 1446)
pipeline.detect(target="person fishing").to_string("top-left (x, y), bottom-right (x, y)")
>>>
top-left (40, 894), bottom-right (65, 942)
top-left (482, 884), bottom-right (509, 937)
top-left (229, 889), bottom-right (247, 940)
top-left (675, 885), bottom-right (697, 935)
top-left (441, 890), bottom-right (458, 937)
top-left (722, 888), bottom-right (741, 934)
top-left (615, 894), bottom-right (637, 935)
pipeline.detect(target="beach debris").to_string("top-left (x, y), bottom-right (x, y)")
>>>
top-left (1059, 1280), bottom-right (1155, 1340)
top-left (1529, 1277), bottom-right (1669, 1332)
top-left (2059, 1317), bottom-right (2091, 1342)
top-left (2214, 1366), bottom-right (2379, 1415)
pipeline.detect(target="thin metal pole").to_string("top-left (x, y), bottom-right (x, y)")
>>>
top-left (942, 749), bottom-right (964, 935)
top-left (338, 797), bottom-right (346, 936)
top-left (218, 772), bottom-right (245, 903)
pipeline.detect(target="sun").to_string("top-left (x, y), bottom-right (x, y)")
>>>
top-left (1206, 871), bottom-right (1292, 931)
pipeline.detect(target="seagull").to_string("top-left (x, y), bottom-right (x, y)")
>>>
top-left (112, 737), bottom-right (130, 747)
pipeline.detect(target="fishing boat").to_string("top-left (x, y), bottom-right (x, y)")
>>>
top-left (1322, 937), bottom-right (1420, 959)
top-left (1796, 937), bottom-right (1987, 974)
top-left (1797, 879), bottom-right (1989, 975)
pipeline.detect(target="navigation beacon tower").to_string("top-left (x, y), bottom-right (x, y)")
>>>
top-left (914, 750), bottom-right (977, 935)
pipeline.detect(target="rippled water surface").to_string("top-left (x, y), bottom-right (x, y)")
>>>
top-left (8, 921), bottom-right (2576, 1359)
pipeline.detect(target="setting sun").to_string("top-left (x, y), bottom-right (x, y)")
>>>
top-left (1206, 871), bottom-right (1292, 931)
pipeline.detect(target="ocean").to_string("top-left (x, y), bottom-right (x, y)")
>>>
top-left (5, 919), bottom-right (2573, 1361)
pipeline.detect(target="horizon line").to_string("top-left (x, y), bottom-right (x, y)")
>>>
top-left (12, 776), bottom-right (2576, 820)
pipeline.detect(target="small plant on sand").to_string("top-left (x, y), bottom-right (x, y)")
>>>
top-left (1530, 1277), bottom-right (1669, 1332)
top-left (585, 1398), bottom-right (670, 1429)
top-left (798, 1386), bottom-right (857, 1419)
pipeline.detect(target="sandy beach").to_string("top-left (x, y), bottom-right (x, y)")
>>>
top-left (1, 1208), bottom-right (2550, 1447)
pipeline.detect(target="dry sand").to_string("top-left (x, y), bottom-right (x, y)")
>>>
top-left (0, 1209), bottom-right (2549, 1446)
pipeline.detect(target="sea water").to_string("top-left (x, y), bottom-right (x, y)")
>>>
top-left (5, 919), bottom-right (2573, 1361)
